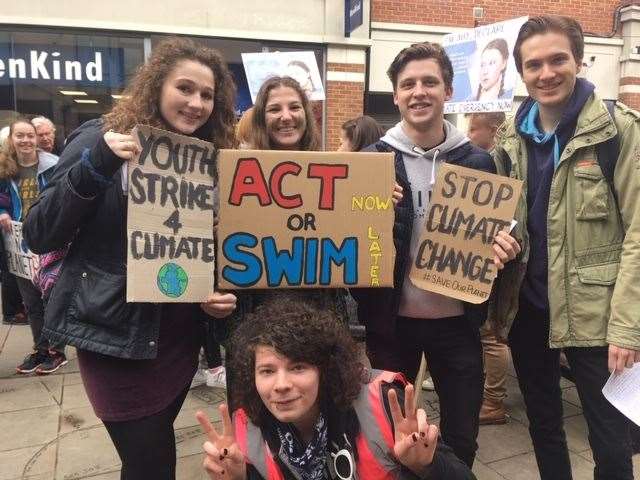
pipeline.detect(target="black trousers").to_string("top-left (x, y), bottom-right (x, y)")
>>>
top-left (103, 387), bottom-right (190, 480)
top-left (1, 269), bottom-right (23, 317)
top-left (509, 300), bottom-right (633, 480)
top-left (366, 315), bottom-right (484, 467)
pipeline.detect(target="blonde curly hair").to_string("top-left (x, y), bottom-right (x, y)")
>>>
top-left (0, 118), bottom-right (35, 180)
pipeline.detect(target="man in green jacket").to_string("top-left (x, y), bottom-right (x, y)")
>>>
top-left (491, 15), bottom-right (638, 480)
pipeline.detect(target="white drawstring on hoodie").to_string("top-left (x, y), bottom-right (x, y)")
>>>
top-left (411, 146), bottom-right (441, 190)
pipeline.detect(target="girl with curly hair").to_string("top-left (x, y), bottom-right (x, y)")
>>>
top-left (197, 293), bottom-right (474, 480)
top-left (22, 37), bottom-right (238, 480)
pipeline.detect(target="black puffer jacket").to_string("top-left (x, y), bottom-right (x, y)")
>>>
top-left (351, 140), bottom-right (495, 337)
top-left (23, 119), bottom-right (207, 359)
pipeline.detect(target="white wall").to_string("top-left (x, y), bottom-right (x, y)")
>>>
top-left (1, 0), bottom-right (371, 46)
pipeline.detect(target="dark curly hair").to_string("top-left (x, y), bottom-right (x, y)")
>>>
top-left (228, 292), bottom-right (365, 426)
top-left (103, 37), bottom-right (237, 148)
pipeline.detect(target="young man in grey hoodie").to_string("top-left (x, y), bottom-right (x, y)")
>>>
top-left (353, 42), bottom-right (519, 467)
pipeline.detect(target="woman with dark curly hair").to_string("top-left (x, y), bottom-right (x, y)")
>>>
top-left (197, 294), bottom-right (474, 480)
top-left (23, 37), bottom-right (238, 480)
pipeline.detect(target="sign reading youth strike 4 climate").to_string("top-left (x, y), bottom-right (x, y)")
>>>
top-left (127, 125), bottom-right (217, 302)
top-left (410, 164), bottom-right (522, 304)
top-left (217, 150), bottom-right (395, 289)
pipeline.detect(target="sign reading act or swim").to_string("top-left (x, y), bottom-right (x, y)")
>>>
top-left (410, 164), bottom-right (522, 303)
top-left (217, 150), bottom-right (395, 289)
top-left (126, 125), bottom-right (216, 302)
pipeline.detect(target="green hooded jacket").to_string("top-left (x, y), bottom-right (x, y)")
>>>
top-left (489, 93), bottom-right (640, 350)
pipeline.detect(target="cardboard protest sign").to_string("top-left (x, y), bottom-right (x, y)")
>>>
top-left (217, 150), bottom-right (395, 289)
top-left (444, 16), bottom-right (528, 114)
top-left (2, 221), bottom-right (40, 281)
top-left (409, 164), bottom-right (522, 304)
top-left (126, 125), bottom-right (216, 302)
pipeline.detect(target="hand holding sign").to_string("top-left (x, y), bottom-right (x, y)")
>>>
top-left (410, 164), bottom-right (522, 303)
top-left (104, 131), bottom-right (140, 162)
top-left (0, 213), bottom-right (12, 233)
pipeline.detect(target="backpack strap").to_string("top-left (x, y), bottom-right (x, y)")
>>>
top-left (596, 99), bottom-right (620, 208)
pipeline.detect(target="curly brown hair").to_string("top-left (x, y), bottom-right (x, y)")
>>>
top-left (229, 292), bottom-right (365, 426)
top-left (103, 37), bottom-right (237, 148)
top-left (250, 76), bottom-right (320, 151)
top-left (0, 118), bottom-right (36, 180)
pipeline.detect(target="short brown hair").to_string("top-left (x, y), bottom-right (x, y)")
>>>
top-left (387, 42), bottom-right (453, 91)
top-left (514, 15), bottom-right (584, 76)
top-left (251, 76), bottom-right (320, 151)
top-left (341, 115), bottom-right (385, 151)
top-left (228, 292), bottom-right (365, 425)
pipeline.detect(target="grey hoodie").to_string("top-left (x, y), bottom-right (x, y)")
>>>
top-left (381, 120), bottom-right (469, 319)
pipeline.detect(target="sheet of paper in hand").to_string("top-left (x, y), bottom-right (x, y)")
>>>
top-left (216, 149), bottom-right (396, 289)
top-left (409, 163), bottom-right (522, 304)
top-left (126, 125), bottom-right (217, 302)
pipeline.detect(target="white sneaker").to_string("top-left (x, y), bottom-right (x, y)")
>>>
top-left (205, 366), bottom-right (227, 389)
top-left (421, 376), bottom-right (435, 391)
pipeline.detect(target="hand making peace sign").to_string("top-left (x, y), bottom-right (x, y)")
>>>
top-left (387, 383), bottom-right (440, 476)
top-left (196, 404), bottom-right (247, 480)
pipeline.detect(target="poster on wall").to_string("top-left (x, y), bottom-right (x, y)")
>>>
top-left (126, 125), bottom-right (217, 303)
top-left (409, 164), bottom-right (522, 304)
top-left (2, 221), bottom-right (40, 281)
top-left (217, 149), bottom-right (395, 289)
top-left (241, 51), bottom-right (325, 102)
top-left (443, 16), bottom-right (528, 114)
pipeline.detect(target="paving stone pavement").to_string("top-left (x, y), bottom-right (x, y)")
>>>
top-left (0, 322), bottom-right (638, 479)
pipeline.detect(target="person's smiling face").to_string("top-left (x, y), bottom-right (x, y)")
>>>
top-left (254, 345), bottom-right (321, 433)
top-left (159, 59), bottom-right (215, 135)
top-left (519, 31), bottom-right (581, 110)
top-left (265, 86), bottom-right (307, 150)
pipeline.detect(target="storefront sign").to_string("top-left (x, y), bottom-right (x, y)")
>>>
top-left (126, 125), bottom-right (217, 302)
top-left (0, 44), bottom-right (125, 87)
top-left (345, 0), bottom-right (364, 37)
top-left (217, 149), bottom-right (395, 289)
top-left (409, 164), bottom-right (522, 303)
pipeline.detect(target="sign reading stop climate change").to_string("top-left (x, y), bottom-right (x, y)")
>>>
top-left (409, 163), bottom-right (522, 304)
top-left (126, 125), bottom-right (217, 302)
top-left (217, 150), bottom-right (396, 289)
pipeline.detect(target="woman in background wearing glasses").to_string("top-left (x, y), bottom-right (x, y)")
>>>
top-left (196, 293), bottom-right (474, 480)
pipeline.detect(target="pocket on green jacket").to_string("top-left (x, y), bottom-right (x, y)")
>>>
top-left (575, 262), bottom-right (619, 285)
top-left (574, 168), bottom-right (609, 220)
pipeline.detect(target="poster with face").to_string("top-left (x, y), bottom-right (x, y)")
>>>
top-left (241, 51), bottom-right (325, 102)
top-left (444, 17), bottom-right (528, 114)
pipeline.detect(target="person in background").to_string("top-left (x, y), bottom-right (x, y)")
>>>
top-left (338, 115), bottom-right (385, 152)
top-left (0, 118), bottom-right (66, 374)
top-left (197, 293), bottom-right (475, 480)
top-left (0, 123), bottom-right (27, 326)
top-left (235, 107), bottom-right (255, 149)
top-left (23, 37), bottom-right (238, 480)
top-left (465, 111), bottom-right (510, 425)
top-left (31, 116), bottom-right (57, 155)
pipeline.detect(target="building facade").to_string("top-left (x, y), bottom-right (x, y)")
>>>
top-left (2, 1), bottom-right (640, 149)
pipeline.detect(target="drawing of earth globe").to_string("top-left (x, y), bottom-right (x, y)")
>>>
top-left (157, 263), bottom-right (188, 298)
